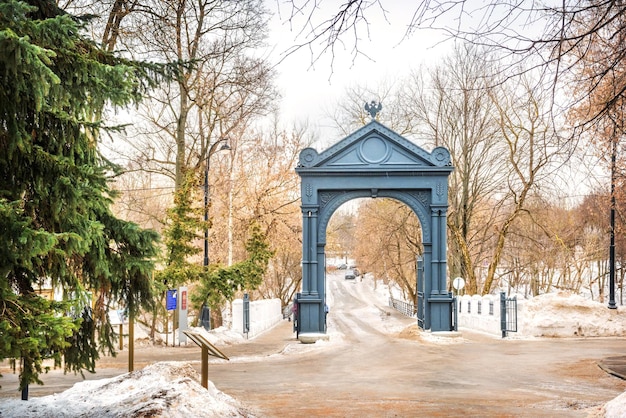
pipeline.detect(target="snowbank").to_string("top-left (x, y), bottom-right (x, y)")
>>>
top-left (0, 362), bottom-right (256, 418)
top-left (604, 391), bottom-right (626, 418)
top-left (457, 291), bottom-right (626, 338)
top-left (520, 292), bottom-right (626, 337)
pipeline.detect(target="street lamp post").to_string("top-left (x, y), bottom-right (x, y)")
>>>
top-left (609, 135), bottom-right (617, 309)
top-left (203, 138), bottom-right (231, 268)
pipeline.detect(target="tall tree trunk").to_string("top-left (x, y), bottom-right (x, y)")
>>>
top-left (449, 222), bottom-right (477, 294)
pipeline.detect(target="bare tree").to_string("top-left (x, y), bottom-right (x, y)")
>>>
top-left (566, 6), bottom-right (626, 304)
top-left (208, 119), bottom-right (312, 309)
top-left (64, 0), bottom-right (278, 191)
top-left (499, 194), bottom-right (583, 297)
top-left (110, 164), bottom-right (173, 233)
top-left (61, 0), bottom-right (281, 330)
top-left (277, 0), bottom-right (392, 71)
top-left (477, 72), bottom-right (569, 294)
top-left (327, 210), bottom-right (357, 264)
top-left (354, 198), bottom-right (422, 302)
top-left (127, 0), bottom-right (277, 190)
top-left (403, 43), bottom-right (503, 294)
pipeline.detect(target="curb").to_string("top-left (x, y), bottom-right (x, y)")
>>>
top-left (598, 356), bottom-right (626, 380)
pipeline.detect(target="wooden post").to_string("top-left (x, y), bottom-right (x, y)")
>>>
top-left (119, 324), bottom-right (123, 350)
top-left (182, 330), bottom-right (228, 390)
top-left (128, 316), bottom-right (134, 372)
top-left (201, 345), bottom-right (208, 388)
top-left (21, 358), bottom-right (29, 400)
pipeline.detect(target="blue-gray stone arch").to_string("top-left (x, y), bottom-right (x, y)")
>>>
top-left (295, 120), bottom-right (454, 338)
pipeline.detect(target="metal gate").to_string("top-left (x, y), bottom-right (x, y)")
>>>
top-left (500, 291), bottom-right (517, 337)
top-left (416, 256), bottom-right (425, 329)
top-left (451, 294), bottom-right (457, 331)
top-left (243, 293), bottom-right (250, 338)
top-left (293, 293), bottom-right (300, 337)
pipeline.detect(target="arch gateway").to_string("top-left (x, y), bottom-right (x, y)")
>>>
top-left (295, 118), bottom-right (455, 340)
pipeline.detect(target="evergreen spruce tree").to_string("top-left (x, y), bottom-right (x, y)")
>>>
top-left (150, 169), bottom-right (203, 336)
top-left (191, 223), bottom-right (274, 320)
top-left (156, 169), bottom-right (203, 289)
top-left (0, 0), bottom-right (159, 390)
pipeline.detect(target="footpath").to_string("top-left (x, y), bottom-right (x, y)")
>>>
top-left (95, 318), bottom-right (298, 369)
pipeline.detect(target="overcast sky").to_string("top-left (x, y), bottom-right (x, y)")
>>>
top-left (265, 1), bottom-right (451, 141)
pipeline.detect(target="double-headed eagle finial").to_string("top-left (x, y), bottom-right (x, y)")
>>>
top-left (365, 100), bottom-right (382, 120)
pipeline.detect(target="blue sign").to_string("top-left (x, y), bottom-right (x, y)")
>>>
top-left (166, 289), bottom-right (177, 311)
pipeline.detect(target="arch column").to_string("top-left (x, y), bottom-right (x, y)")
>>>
top-left (422, 243), bottom-right (433, 330)
top-left (301, 206), bottom-right (319, 297)
top-left (298, 205), bottom-right (324, 335)
top-left (428, 205), bottom-right (453, 331)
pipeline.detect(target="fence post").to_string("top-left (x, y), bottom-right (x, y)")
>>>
top-left (500, 291), bottom-right (507, 338)
top-left (450, 293), bottom-right (457, 331)
top-left (243, 293), bottom-right (250, 338)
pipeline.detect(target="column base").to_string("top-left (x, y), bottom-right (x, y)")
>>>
top-left (298, 333), bottom-right (330, 344)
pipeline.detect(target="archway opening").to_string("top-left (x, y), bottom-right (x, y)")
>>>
top-left (326, 198), bottom-right (423, 311)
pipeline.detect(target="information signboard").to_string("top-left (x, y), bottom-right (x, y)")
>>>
top-left (166, 289), bottom-right (177, 311)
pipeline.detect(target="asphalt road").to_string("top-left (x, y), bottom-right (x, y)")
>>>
top-left (2, 271), bottom-right (626, 417)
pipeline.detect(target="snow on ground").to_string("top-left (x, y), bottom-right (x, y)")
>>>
top-left (188, 326), bottom-right (246, 346)
top-left (1, 276), bottom-right (626, 417)
top-left (605, 392), bottom-right (626, 418)
top-left (0, 362), bottom-right (255, 418)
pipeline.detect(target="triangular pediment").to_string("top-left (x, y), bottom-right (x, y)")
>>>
top-left (297, 120), bottom-right (451, 171)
